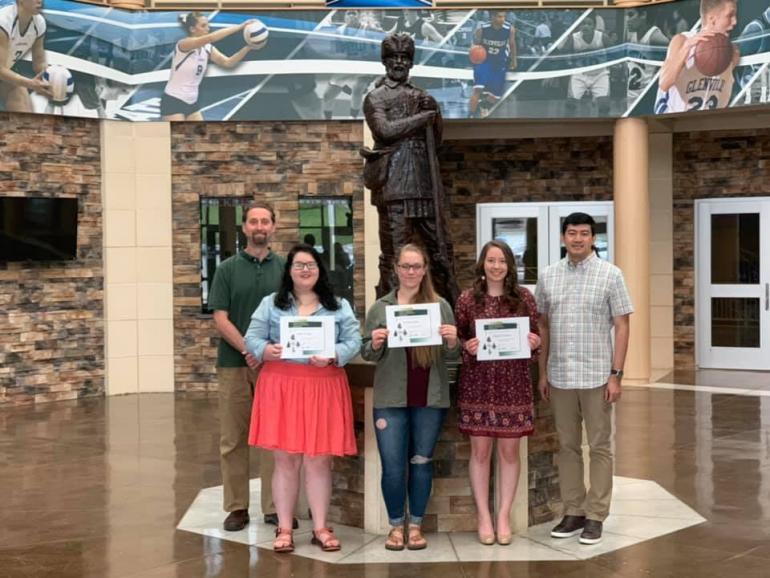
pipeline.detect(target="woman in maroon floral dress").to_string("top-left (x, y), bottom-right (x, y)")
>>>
top-left (455, 240), bottom-right (541, 546)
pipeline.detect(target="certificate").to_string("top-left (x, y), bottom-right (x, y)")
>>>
top-left (386, 303), bottom-right (442, 348)
top-left (280, 316), bottom-right (336, 359)
top-left (475, 317), bottom-right (530, 361)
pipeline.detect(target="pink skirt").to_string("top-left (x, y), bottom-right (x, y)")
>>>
top-left (248, 360), bottom-right (357, 457)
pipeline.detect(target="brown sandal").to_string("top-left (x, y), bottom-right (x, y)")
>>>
top-left (273, 528), bottom-right (294, 553)
top-left (384, 526), bottom-right (405, 551)
top-left (311, 527), bottom-right (341, 552)
top-left (407, 524), bottom-right (427, 550)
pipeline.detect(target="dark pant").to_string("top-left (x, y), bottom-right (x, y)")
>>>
top-left (373, 406), bottom-right (447, 526)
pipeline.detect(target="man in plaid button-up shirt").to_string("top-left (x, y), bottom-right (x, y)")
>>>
top-left (535, 212), bottom-right (633, 546)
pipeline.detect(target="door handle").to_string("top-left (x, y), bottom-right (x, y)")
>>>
top-left (766, 283), bottom-right (769, 311)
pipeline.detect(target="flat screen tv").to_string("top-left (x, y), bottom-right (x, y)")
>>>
top-left (0, 196), bottom-right (78, 262)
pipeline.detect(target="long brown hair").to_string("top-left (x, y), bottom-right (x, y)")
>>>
top-left (473, 240), bottom-right (523, 313)
top-left (396, 244), bottom-right (441, 369)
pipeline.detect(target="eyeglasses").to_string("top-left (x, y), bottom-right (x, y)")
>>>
top-left (397, 263), bottom-right (424, 272)
top-left (292, 262), bottom-right (318, 271)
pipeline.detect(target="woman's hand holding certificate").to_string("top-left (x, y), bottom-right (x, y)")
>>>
top-left (370, 328), bottom-right (389, 351)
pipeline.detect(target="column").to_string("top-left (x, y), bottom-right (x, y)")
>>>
top-left (613, 118), bottom-right (651, 384)
top-left (102, 121), bottom-right (174, 395)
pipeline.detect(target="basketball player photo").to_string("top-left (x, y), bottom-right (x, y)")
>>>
top-left (321, 10), bottom-right (380, 120)
top-left (469, 10), bottom-right (516, 119)
top-left (0, 0), bottom-right (52, 112)
top-left (655, 0), bottom-right (739, 114)
top-left (625, 7), bottom-right (668, 107)
top-left (561, 15), bottom-right (613, 117)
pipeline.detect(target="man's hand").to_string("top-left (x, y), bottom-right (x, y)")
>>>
top-left (538, 375), bottom-right (550, 403)
top-left (244, 352), bottom-right (260, 370)
top-left (605, 375), bottom-right (622, 403)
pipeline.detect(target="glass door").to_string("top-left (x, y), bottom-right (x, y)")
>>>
top-left (696, 199), bottom-right (770, 369)
top-left (477, 202), bottom-right (614, 290)
top-left (477, 204), bottom-right (549, 289)
top-left (548, 202), bottom-right (615, 264)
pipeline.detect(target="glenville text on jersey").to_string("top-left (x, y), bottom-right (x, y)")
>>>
top-left (686, 77), bottom-right (725, 94)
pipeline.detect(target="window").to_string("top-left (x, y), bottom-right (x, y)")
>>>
top-left (299, 197), bottom-right (354, 306)
top-left (200, 197), bottom-right (251, 313)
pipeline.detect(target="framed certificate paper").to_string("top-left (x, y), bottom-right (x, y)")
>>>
top-left (475, 317), bottom-right (530, 361)
top-left (386, 303), bottom-right (442, 348)
top-left (280, 316), bottom-right (336, 359)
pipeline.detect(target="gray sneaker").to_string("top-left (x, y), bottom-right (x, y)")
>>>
top-left (550, 515), bottom-right (586, 538)
top-left (579, 519), bottom-right (603, 544)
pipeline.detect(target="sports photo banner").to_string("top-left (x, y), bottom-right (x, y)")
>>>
top-left (0, 0), bottom-right (767, 121)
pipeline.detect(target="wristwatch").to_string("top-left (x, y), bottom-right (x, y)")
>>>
top-left (610, 368), bottom-right (624, 379)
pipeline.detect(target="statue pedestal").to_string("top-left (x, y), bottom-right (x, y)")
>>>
top-left (328, 362), bottom-right (560, 533)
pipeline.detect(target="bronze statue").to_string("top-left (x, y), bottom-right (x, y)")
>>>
top-left (361, 33), bottom-right (459, 305)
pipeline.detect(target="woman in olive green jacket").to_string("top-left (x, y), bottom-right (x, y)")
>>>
top-left (361, 244), bottom-right (460, 551)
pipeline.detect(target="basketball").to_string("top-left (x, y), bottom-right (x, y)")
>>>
top-left (694, 33), bottom-right (734, 77)
top-left (43, 65), bottom-right (74, 103)
top-left (469, 45), bottom-right (487, 65)
top-left (243, 19), bottom-right (269, 48)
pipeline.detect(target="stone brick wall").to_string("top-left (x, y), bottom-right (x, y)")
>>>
top-left (431, 136), bottom-right (614, 529)
top-left (439, 136), bottom-right (614, 291)
top-left (170, 122), bottom-right (366, 527)
top-left (0, 113), bottom-right (103, 406)
top-left (171, 121), bottom-right (365, 392)
top-left (672, 129), bottom-right (770, 368)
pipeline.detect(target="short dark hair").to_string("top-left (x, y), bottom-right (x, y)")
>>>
top-left (242, 201), bottom-right (276, 223)
top-left (562, 212), bottom-right (596, 236)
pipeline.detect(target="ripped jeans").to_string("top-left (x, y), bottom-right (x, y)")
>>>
top-left (373, 406), bottom-right (447, 527)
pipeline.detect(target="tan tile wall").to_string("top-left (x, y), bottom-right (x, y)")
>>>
top-left (649, 134), bottom-right (674, 372)
top-left (102, 122), bottom-right (174, 395)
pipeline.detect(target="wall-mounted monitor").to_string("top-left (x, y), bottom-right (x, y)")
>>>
top-left (0, 197), bottom-right (78, 262)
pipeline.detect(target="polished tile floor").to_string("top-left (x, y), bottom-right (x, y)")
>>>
top-left (177, 475), bottom-right (705, 563)
top-left (2, 384), bottom-right (770, 578)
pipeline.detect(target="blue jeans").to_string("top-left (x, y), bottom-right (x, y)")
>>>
top-left (373, 406), bottom-right (447, 527)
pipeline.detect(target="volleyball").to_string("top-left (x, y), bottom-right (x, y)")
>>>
top-left (243, 19), bottom-right (269, 48)
top-left (43, 65), bottom-right (74, 103)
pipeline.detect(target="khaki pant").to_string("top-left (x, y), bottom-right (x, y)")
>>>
top-left (550, 385), bottom-right (613, 522)
top-left (217, 366), bottom-right (274, 514)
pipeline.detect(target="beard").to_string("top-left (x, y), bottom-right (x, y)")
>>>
top-left (250, 233), bottom-right (268, 247)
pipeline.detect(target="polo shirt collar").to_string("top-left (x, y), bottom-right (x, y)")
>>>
top-left (239, 249), bottom-right (274, 264)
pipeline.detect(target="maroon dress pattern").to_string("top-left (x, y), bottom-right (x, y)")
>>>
top-left (455, 288), bottom-right (540, 438)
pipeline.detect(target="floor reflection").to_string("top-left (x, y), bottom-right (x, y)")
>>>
top-left (0, 389), bottom-right (768, 577)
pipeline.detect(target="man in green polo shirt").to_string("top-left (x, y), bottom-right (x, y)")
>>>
top-left (209, 201), bottom-right (285, 532)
